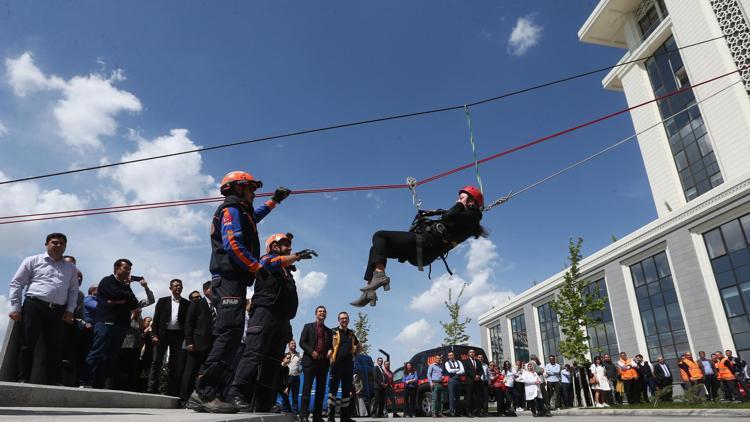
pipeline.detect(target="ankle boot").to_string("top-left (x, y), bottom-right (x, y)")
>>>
top-left (350, 291), bottom-right (377, 307)
top-left (360, 271), bottom-right (390, 292)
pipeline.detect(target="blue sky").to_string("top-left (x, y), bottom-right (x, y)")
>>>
top-left (0, 1), bottom-right (659, 364)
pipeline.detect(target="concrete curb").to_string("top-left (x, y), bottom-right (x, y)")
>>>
top-left (554, 407), bottom-right (750, 417)
top-left (0, 381), bottom-right (179, 408)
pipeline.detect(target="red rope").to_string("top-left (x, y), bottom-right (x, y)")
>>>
top-left (1, 66), bottom-right (743, 225)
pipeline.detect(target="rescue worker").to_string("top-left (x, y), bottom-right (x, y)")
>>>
top-left (678, 352), bottom-right (704, 391)
top-left (715, 351), bottom-right (742, 401)
top-left (188, 171), bottom-right (291, 413)
top-left (616, 352), bottom-right (640, 404)
top-left (327, 311), bottom-right (359, 422)
top-left (351, 186), bottom-right (487, 307)
top-left (230, 232), bottom-right (316, 412)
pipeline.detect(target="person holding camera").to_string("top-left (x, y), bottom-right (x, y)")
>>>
top-left (84, 258), bottom-right (154, 388)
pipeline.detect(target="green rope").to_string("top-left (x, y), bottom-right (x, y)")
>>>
top-left (463, 105), bottom-right (484, 195)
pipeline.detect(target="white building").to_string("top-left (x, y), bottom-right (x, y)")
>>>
top-left (478, 0), bottom-right (750, 377)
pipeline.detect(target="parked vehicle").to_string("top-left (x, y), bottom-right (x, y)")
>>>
top-left (391, 345), bottom-right (487, 416)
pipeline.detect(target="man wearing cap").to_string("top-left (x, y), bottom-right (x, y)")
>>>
top-left (188, 171), bottom-right (291, 413)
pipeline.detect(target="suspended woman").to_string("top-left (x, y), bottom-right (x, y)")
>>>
top-left (350, 185), bottom-right (488, 307)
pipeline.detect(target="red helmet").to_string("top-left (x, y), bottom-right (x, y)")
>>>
top-left (265, 233), bottom-right (293, 253)
top-left (220, 171), bottom-right (263, 194)
top-left (460, 185), bottom-right (484, 208)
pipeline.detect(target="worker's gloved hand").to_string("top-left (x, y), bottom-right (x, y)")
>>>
top-left (272, 187), bottom-right (292, 203)
top-left (295, 249), bottom-right (318, 260)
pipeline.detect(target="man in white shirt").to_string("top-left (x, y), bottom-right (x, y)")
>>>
top-left (544, 355), bottom-right (561, 410)
top-left (9, 233), bottom-right (79, 384)
top-left (287, 340), bottom-right (302, 414)
top-left (444, 351), bottom-right (465, 416)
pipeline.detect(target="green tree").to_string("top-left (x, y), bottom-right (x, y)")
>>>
top-left (550, 238), bottom-right (606, 407)
top-left (353, 312), bottom-right (371, 355)
top-left (550, 238), bottom-right (605, 363)
top-left (440, 284), bottom-right (471, 346)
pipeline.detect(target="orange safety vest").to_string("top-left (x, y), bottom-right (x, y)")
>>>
top-left (679, 359), bottom-right (703, 382)
top-left (716, 357), bottom-right (736, 381)
top-left (618, 359), bottom-right (639, 380)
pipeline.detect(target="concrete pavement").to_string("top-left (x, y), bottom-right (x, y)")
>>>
top-left (1, 410), bottom-right (749, 421)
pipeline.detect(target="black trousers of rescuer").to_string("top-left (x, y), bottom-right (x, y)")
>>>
top-left (196, 276), bottom-right (246, 401)
top-left (328, 360), bottom-right (354, 418)
top-left (231, 306), bottom-right (290, 411)
top-left (18, 297), bottom-right (65, 384)
top-left (364, 230), bottom-right (442, 281)
top-left (302, 360), bottom-right (330, 419)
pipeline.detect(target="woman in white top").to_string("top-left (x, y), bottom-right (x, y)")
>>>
top-left (519, 362), bottom-right (551, 417)
top-left (589, 356), bottom-right (611, 407)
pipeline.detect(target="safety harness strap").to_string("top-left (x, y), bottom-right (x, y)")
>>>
top-left (416, 233), bottom-right (424, 272)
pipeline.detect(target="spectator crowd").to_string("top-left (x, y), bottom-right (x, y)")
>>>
top-left (5, 232), bottom-right (750, 419)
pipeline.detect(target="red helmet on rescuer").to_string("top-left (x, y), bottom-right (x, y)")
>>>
top-left (220, 171), bottom-right (263, 194)
top-left (265, 233), bottom-right (293, 253)
top-left (460, 185), bottom-right (484, 208)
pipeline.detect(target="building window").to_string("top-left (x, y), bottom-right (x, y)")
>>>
top-left (630, 251), bottom-right (689, 376)
top-left (582, 278), bottom-right (619, 358)
top-left (645, 36), bottom-right (723, 201)
top-left (703, 215), bottom-right (750, 359)
top-left (488, 324), bottom-right (504, 364)
top-left (511, 314), bottom-right (529, 362)
top-left (636, 0), bottom-right (669, 40)
top-left (537, 302), bottom-right (561, 361)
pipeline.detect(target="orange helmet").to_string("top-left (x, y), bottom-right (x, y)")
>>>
top-left (220, 171), bottom-right (263, 194)
top-left (460, 185), bottom-right (484, 208)
top-left (265, 232), bottom-right (293, 253)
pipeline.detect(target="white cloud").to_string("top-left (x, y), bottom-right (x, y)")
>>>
top-left (409, 238), bottom-right (515, 319)
top-left (0, 121), bottom-right (8, 137)
top-left (6, 52), bottom-right (141, 148)
top-left (5, 52), bottom-right (65, 96)
top-left (297, 270), bottom-right (328, 301)
top-left (395, 319), bottom-right (436, 353)
top-left (507, 15), bottom-right (542, 56)
top-left (104, 129), bottom-right (215, 240)
top-left (0, 170), bottom-right (86, 256)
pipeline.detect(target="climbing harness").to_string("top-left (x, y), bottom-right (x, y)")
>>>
top-left (407, 209), bottom-right (454, 278)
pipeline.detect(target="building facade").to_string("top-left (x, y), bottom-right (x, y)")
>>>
top-left (479, 0), bottom-right (750, 377)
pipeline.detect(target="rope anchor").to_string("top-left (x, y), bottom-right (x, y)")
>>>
top-left (483, 190), bottom-right (513, 211)
top-left (406, 176), bottom-right (422, 211)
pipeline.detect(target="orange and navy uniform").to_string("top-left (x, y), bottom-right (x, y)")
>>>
top-left (259, 253), bottom-right (296, 275)
top-left (209, 195), bottom-right (276, 283)
top-left (252, 252), bottom-right (299, 320)
top-left (219, 205), bottom-right (272, 272)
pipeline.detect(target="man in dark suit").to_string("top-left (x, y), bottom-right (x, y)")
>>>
top-left (372, 357), bottom-right (387, 418)
top-left (634, 354), bottom-right (655, 403)
top-left (652, 356), bottom-right (673, 401)
top-left (299, 306), bottom-right (333, 422)
top-left (463, 349), bottom-right (483, 417)
top-left (148, 278), bottom-right (190, 395)
top-left (180, 281), bottom-right (215, 403)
